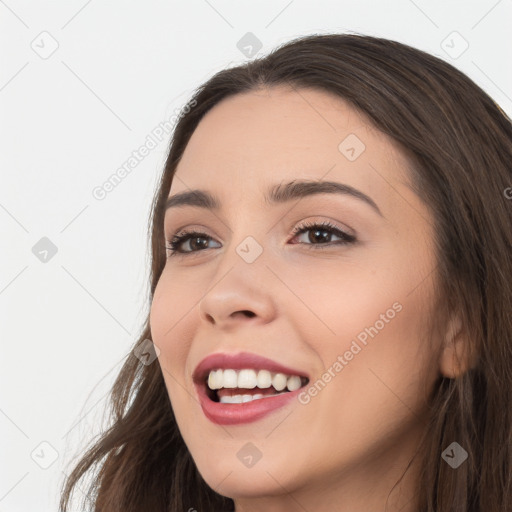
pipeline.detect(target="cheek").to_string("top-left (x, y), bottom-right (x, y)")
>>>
top-left (150, 267), bottom-right (202, 339)
top-left (149, 282), bottom-right (196, 434)
top-left (149, 279), bottom-right (172, 353)
top-left (149, 274), bottom-right (195, 382)
top-left (306, 261), bottom-right (436, 435)
top-left (320, 300), bottom-right (435, 441)
top-left (282, 308), bottom-right (432, 492)
top-left (296, 260), bottom-right (400, 345)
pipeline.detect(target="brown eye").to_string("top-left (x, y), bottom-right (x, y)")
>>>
top-left (165, 231), bottom-right (220, 257)
top-left (289, 221), bottom-right (356, 248)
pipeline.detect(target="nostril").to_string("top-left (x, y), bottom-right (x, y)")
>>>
top-left (232, 310), bottom-right (256, 319)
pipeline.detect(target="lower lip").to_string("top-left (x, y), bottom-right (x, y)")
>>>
top-left (195, 383), bottom-right (303, 425)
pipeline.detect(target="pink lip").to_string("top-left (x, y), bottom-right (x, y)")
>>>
top-left (195, 381), bottom-right (304, 425)
top-left (192, 351), bottom-right (310, 425)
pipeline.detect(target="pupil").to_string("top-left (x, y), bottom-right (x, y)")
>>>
top-left (191, 237), bottom-right (208, 250)
top-left (311, 229), bottom-right (329, 243)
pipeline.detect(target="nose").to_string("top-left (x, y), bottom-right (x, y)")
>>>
top-left (198, 266), bottom-right (277, 330)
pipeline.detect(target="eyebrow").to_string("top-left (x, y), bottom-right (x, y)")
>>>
top-left (165, 179), bottom-right (383, 217)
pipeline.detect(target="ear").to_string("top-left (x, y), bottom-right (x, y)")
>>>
top-left (439, 312), bottom-right (477, 379)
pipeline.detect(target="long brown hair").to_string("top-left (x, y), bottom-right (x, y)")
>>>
top-left (59, 33), bottom-right (512, 511)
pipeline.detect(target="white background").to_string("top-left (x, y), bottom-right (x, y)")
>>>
top-left (1, 1), bottom-right (511, 510)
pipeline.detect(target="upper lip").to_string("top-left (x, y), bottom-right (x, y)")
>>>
top-left (193, 351), bottom-right (310, 384)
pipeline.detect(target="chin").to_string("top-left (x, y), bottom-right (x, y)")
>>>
top-left (202, 472), bottom-right (289, 500)
top-left (194, 455), bottom-right (308, 500)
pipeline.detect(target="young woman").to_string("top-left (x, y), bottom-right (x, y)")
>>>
top-left (60, 33), bottom-right (512, 511)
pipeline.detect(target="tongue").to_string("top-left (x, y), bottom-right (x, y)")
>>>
top-left (217, 387), bottom-right (285, 399)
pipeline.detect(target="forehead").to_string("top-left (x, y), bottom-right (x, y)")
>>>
top-left (169, 86), bottom-right (411, 208)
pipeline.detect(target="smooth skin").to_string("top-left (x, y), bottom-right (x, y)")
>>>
top-left (149, 86), bottom-right (470, 512)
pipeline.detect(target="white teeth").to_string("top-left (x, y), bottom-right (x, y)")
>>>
top-left (208, 369), bottom-right (223, 390)
top-left (222, 369), bottom-right (238, 388)
top-left (214, 369), bottom-right (224, 389)
top-left (207, 368), bottom-right (305, 392)
top-left (272, 373), bottom-right (288, 391)
top-left (286, 375), bottom-right (302, 391)
top-left (257, 370), bottom-right (272, 388)
top-left (219, 392), bottom-right (289, 404)
top-left (238, 369), bottom-right (258, 389)
top-left (219, 394), bottom-right (241, 404)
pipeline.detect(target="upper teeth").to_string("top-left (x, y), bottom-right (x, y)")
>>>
top-left (207, 369), bottom-right (303, 392)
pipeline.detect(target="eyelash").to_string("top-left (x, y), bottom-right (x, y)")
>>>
top-left (165, 220), bottom-right (356, 258)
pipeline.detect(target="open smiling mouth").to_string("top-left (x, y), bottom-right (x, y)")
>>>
top-left (205, 368), bottom-right (310, 404)
top-left (192, 352), bottom-right (311, 425)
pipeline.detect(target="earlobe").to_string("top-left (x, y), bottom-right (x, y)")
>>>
top-left (439, 313), bottom-right (477, 379)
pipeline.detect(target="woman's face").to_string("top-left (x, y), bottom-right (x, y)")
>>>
top-left (150, 86), bottom-right (442, 510)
